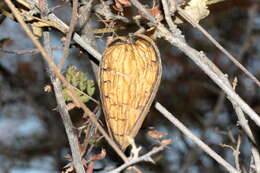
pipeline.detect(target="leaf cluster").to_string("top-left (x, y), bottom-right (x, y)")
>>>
top-left (62, 66), bottom-right (95, 103)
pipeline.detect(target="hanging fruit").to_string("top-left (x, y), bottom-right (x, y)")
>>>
top-left (99, 34), bottom-right (162, 150)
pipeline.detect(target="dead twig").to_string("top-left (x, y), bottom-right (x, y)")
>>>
top-left (155, 102), bottom-right (239, 173)
top-left (176, 7), bottom-right (260, 87)
top-left (1, 46), bottom-right (62, 55)
top-left (59, 0), bottom-right (79, 68)
top-left (108, 143), bottom-right (170, 173)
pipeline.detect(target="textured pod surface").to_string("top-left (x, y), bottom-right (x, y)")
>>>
top-left (99, 34), bottom-right (162, 150)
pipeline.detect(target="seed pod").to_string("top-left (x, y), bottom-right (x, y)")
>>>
top-left (99, 34), bottom-right (162, 150)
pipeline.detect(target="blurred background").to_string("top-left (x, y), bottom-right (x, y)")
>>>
top-left (0, 0), bottom-right (259, 172)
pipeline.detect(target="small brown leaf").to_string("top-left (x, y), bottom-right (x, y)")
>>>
top-left (66, 102), bottom-right (77, 110)
top-left (114, 0), bottom-right (131, 12)
top-left (117, 0), bottom-right (131, 6)
top-left (139, 5), bottom-right (162, 21)
top-left (147, 129), bottom-right (167, 140)
top-left (147, 5), bottom-right (162, 21)
top-left (86, 161), bottom-right (94, 173)
top-left (161, 139), bottom-right (173, 145)
top-left (90, 148), bottom-right (106, 161)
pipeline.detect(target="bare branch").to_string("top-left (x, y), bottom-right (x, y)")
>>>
top-left (229, 80), bottom-right (260, 173)
top-left (155, 102), bottom-right (239, 173)
top-left (108, 143), bottom-right (170, 173)
top-left (48, 13), bottom-right (102, 61)
top-left (0, 46), bottom-right (62, 55)
top-left (161, 0), bottom-right (176, 32)
top-left (177, 7), bottom-right (260, 87)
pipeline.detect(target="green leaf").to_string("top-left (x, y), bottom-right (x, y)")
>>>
top-left (62, 66), bottom-right (95, 104)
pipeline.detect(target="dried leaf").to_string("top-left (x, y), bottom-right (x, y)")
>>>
top-left (90, 148), bottom-right (106, 161)
top-left (66, 102), bottom-right (77, 110)
top-left (175, 0), bottom-right (210, 24)
top-left (140, 5), bottom-right (162, 21)
top-left (86, 161), bottom-right (94, 173)
top-left (117, 0), bottom-right (131, 6)
top-left (161, 139), bottom-right (173, 145)
top-left (114, 0), bottom-right (131, 12)
top-left (147, 129), bottom-right (167, 140)
top-left (99, 34), bottom-right (162, 150)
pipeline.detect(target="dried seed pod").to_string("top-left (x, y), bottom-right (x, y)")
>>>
top-left (99, 34), bottom-right (162, 150)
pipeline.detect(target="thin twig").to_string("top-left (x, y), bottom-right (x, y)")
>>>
top-left (161, 0), bottom-right (176, 32)
top-left (108, 144), bottom-right (169, 173)
top-left (4, 0), bottom-right (128, 162)
top-left (176, 7), bottom-right (260, 87)
top-left (155, 102), bottom-right (239, 173)
top-left (234, 136), bottom-right (241, 172)
top-left (1, 46), bottom-right (63, 55)
top-left (59, 0), bottom-right (79, 68)
top-left (48, 13), bottom-right (102, 61)
top-left (129, 0), bottom-right (157, 24)
top-left (229, 78), bottom-right (260, 173)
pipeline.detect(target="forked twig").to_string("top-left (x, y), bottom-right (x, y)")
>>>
top-left (108, 143), bottom-right (170, 173)
top-left (155, 102), bottom-right (239, 173)
top-left (177, 7), bottom-right (260, 87)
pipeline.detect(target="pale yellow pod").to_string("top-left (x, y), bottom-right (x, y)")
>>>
top-left (99, 34), bottom-right (162, 150)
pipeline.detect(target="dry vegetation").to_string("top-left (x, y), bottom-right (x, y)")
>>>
top-left (0, 0), bottom-right (259, 173)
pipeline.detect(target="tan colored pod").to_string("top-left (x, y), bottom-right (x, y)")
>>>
top-left (99, 34), bottom-right (162, 150)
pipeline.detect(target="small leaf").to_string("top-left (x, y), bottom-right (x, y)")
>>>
top-left (63, 66), bottom-right (95, 104)
top-left (80, 95), bottom-right (90, 103)
top-left (87, 80), bottom-right (95, 96)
